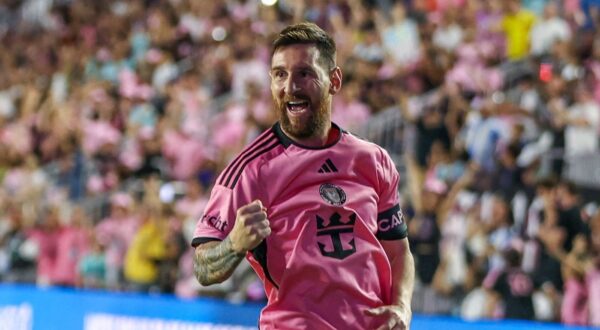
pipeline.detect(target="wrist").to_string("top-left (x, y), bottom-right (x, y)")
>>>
top-left (226, 236), bottom-right (247, 255)
top-left (395, 298), bottom-right (412, 314)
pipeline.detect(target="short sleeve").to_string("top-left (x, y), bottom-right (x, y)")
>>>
top-left (375, 149), bottom-right (407, 240)
top-left (191, 166), bottom-right (261, 247)
top-left (483, 269), bottom-right (503, 292)
top-left (191, 185), bottom-right (235, 247)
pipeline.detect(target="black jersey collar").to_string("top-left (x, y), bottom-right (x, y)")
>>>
top-left (273, 122), bottom-right (343, 149)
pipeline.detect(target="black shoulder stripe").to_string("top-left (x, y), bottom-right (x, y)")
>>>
top-left (223, 136), bottom-right (278, 188)
top-left (228, 139), bottom-right (280, 189)
top-left (217, 130), bottom-right (275, 186)
top-left (218, 129), bottom-right (274, 186)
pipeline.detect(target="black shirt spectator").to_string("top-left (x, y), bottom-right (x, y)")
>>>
top-left (485, 249), bottom-right (537, 320)
top-left (556, 181), bottom-right (590, 252)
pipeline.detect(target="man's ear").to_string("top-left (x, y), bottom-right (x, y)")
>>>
top-left (329, 66), bottom-right (342, 95)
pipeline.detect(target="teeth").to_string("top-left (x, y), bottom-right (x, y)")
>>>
top-left (288, 101), bottom-right (305, 105)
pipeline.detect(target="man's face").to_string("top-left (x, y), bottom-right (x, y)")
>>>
top-left (270, 44), bottom-right (340, 139)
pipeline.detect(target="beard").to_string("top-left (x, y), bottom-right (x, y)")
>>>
top-left (276, 94), bottom-right (330, 139)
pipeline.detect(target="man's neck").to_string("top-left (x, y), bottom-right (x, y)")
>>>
top-left (282, 122), bottom-right (336, 148)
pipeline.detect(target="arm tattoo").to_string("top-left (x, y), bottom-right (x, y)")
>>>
top-left (194, 236), bottom-right (245, 285)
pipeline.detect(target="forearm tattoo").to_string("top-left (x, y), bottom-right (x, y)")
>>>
top-left (194, 237), bottom-right (245, 285)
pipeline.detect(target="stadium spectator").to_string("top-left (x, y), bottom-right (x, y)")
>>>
top-left (78, 233), bottom-right (107, 289)
top-left (123, 204), bottom-right (169, 293)
top-left (0, 204), bottom-right (36, 283)
top-left (530, 1), bottom-right (572, 57)
top-left (500, 0), bottom-right (537, 60)
top-left (51, 206), bottom-right (91, 287)
top-left (95, 192), bottom-right (139, 290)
top-left (560, 233), bottom-right (592, 325)
top-left (484, 248), bottom-right (537, 320)
top-left (28, 205), bottom-right (62, 286)
top-left (378, 2), bottom-right (421, 68)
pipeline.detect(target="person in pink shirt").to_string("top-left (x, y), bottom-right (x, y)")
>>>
top-left (588, 261), bottom-right (600, 326)
top-left (193, 23), bottom-right (414, 329)
top-left (81, 119), bottom-right (122, 156)
top-left (28, 206), bottom-right (62, 286)
top-left (588, 211), bottom-right (600, 326)
top-left (560, 234), bottom-right (592, 325)
top-left (174, 178), bottom-right (210, 299)
top-left (95, 192), bottom-right (140, 290)
top-left (332, 79), bottom-right (371, 133)
top-left (161, 127), bottom-right (206, 180)
top-left (176, 178), bottom-right (209, 227)
top-left (51, 206), bottom-right (91, 287)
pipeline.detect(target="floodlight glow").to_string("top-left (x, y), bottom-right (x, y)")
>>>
top-left (261, 0), bottom-right (277, 6)
top-left (211, 26), bottom-right (227, 41)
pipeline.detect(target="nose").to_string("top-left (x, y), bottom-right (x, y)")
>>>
top-left (284, 76), bottom-right (300, 95)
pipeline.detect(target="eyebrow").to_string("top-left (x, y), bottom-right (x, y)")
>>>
top-left (270, 65), bottom-right (316, 72)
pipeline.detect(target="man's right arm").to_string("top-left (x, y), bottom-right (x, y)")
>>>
top-left (193, 200), bottom-right (271, 286)
top-left (194, 237), bottom-right (245, 286)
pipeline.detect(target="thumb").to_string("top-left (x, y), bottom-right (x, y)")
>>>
top-left (364, 306), bottom-right (390, 316)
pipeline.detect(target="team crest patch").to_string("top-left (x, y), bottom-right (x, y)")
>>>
top-left (319, 183), bottom-right (346, 206)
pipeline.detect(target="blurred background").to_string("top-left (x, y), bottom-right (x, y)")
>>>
top-left (0, 0), bottom-right (599, 329)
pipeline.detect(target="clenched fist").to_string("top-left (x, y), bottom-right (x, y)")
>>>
top-left (229, 200), bottom-right (271, 254)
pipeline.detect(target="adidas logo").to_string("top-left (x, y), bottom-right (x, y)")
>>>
top-left (318, 159), bottom-right (338, 173)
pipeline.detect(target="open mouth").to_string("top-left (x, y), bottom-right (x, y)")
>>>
top-left (286, 100), bottom-right (309, 114)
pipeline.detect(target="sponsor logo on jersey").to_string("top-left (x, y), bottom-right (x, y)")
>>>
top-left (200, 213), bottom-right (228, 232)
top-left (316, 212), bottom-right (356, 260)
top-left (317, 159), bottom-right (338, 173)
top-left (319, 183), bottom-right (346, 206)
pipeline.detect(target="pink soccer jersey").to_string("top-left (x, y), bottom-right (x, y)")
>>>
top-left (192, 122), bottom-right (407, 329)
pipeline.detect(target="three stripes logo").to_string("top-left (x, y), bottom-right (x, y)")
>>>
top-left (318, 159), bottom-right (338, 173)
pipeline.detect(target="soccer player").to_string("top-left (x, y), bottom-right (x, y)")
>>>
top-left (192, 22), bottom-right (414, 329)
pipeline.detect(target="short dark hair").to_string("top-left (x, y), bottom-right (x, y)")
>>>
top-left (504, 248), bottom-right (522, 268)
top-left (272, 22), bottom-right (336, 70)
top-left (536, 177), bottom-right (557, 190)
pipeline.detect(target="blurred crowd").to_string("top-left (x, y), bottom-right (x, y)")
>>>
top-left (0, 0), bottom-right (599, 326)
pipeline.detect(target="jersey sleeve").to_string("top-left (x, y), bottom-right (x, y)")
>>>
top-left (191, 166), bottom-right (261, 247)
top-left (375, 148), bottom-right (408, 240)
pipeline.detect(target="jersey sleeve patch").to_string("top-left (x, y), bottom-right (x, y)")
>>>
top-left (376, 204), bottom-right (408, 240)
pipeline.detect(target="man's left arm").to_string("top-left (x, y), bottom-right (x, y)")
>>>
top-left (368, 149), bottom-right (414, 329)
top-left (366, 239), bottom-right (415, 330)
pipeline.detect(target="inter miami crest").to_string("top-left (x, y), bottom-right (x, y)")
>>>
top-left (319, 183), bottom-right (346, 206)
top-left (316, 212), bottom-right (356, 260)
